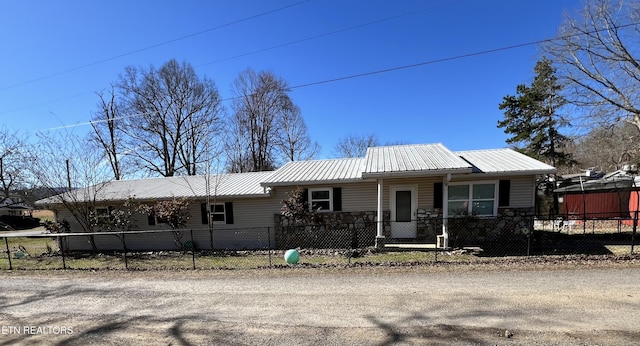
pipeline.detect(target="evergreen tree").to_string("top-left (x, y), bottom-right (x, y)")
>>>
top-left (498, 57), bottom-right (575, 167)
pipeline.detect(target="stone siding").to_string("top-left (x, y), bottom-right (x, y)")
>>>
top-left (447, 208), bottom-right (535, 247)
top-left (274, 207), bottom-right (535, 249)
top-left (274, 211), bottom-right (389, 249)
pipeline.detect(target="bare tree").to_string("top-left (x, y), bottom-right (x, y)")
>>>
top-left (138, 197), bottom-right (190, 249)
top-left (333, 134), bottom-right (379, 158)
top-left (117, 59), bottom-right (223, 176)
top-left (90, 86), bottom-right (126, 180)
top-left (569, 121), bottom-right (640, 172)
top-left (29, 130), bottom-right (115, 251)
top-left (0, 127), bottom-right (26, 198)
top-left (274, 105), bottom-right (320, 163)
top-left (224, 114), bottom-right (254, 173)
top-left (544, 0), bottom-right (640, 131)
top-left (227, 69), bottom-right (300, 172)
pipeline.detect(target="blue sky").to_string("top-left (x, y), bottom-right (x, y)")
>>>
top-left (0, 0), bottom-right (582, 158)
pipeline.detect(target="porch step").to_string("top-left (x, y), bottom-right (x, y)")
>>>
top-left (384, 243), bottom-right (437, 251)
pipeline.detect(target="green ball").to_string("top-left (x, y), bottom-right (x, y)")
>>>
top-left (284, 249), bottom-right (299, 264)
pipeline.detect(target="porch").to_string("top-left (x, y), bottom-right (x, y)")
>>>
top-left (274, 211), bottom-right (535, 251)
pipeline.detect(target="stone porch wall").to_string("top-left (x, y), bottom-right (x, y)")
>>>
top-left (274, 211), bottom-right (390, 249)
top-left (447, 208), bottom-right (536, 247)
top-left (273, 207), bottom-right (535, 248)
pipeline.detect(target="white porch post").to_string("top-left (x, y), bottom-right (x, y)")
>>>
top-left (442, 174), bottom-right (451, 248)
top-left (375, 178), bottom-right (385, 248)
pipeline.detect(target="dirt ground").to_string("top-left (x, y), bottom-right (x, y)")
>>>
top-left (1, 259), bottom-right (640, 345)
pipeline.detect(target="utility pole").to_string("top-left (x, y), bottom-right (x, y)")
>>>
top-left (66, 159), bottom-right (72, 190)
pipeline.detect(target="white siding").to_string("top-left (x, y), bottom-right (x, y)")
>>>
top-left (341, 183), bottom-right (378, 211)
top-left (53, 196), bottom-right (283, 251)
top-left (272, 183), bottom-right (379, 212)
top-left (509, 176), bottom-right (536, 208)
top-left (381, 176), bottom-right (441, 210)
top-left (183, 197), bottom-right (280, 230)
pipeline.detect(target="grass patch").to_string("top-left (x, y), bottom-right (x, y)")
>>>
top-left (1, 235), bottom-right (636, 271)
top-left (2, 236), bottom-right (58, 256)
top-left (32, 210), bottom-right (55, 223)
top-left (0, 248), bottom-right (476, 271)
top-left (604, 245), bottom-right (636, 255)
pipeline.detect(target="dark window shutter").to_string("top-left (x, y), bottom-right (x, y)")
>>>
top-left (200, 203), bottom-right (209, 224)
top-left (302, 188), bottom-right (309, 210)
top-left (333, 187), bottom-right (342, 211)
top-left (499, 180), bottom-right (511, 207)
top-left (147, 212), bottom-right (156, 226)
top-left (434, 182), bottom-right (443, 209)
top-left (224, 202), bottom-right (234, 224)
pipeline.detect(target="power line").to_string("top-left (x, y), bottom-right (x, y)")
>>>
top-left (288, 22), bottom-right (640, 90)
top-left (39, 21), bottom-right (640, 129)
top-left (0, 0), bottom-right (312, 92)
top-left (196, 1), bottom-right (459, 67)
top-left (0, 1), bottom-right (452, 116)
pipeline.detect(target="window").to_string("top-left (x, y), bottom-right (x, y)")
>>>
top-left (309, 188), bottom-right (332, 212)
top-left (95, 207), bottom-right (111, 221)
top-left (147, 211), bottom-right (168, 226)
top-left (447, 182), bottom-right (497, 216)
top-left (200, 202), bottom-right (234, 225)
top-left (210, 203), bottom-right (226, 224)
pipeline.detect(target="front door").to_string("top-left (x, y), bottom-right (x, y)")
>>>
top-left (390, 186), bottom-right (417, 238)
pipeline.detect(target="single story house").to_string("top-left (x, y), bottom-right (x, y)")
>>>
top-left (0, 197), bottom-right (32, 217)
top-left (36, 143), bottom-right (555, 251)
top-left (0, 197), bottom-right (40, 230)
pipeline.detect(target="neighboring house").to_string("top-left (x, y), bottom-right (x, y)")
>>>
top-left (554, 176), bottom-right (635, 220)
top-left (554, 168), bottom-right (640, 226)
top-left (36, 143), bottom-right (555, 251)
top-left (0, 197), bottom-right (31, 216)
top-left (0, 197), bottom-right (40, 230)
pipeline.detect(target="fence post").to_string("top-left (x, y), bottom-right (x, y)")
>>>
top-left (268, 227), bottom-right (272, 268)
top-left (347, 226), bottom-right (352, 265)
top-left (60, 235), bottom-right (67, 270)
top-left (4, 237), bottom-right (12, 270)
top-left (434, 241), bottom-right (438, 263)
top-left (632, 211), bottom-right (638, 255)
top-left (190, 230), bottom-right (196, 270)
top-left (122, 232), bottom-right (128, 270)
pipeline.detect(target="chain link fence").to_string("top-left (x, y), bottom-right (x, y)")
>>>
top-left (1, 212), bottom-right (637, 270)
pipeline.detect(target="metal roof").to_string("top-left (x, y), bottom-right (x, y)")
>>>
top-left (362, 143), bottom-right (472, 177)
top-left (456, 149), bottom-right (556, 175)
top-left (37, 145), bottom-right (557, 206)
top-left (554, 176), bottom-right (634, 194)
top-left (261, 158), bottom-right (365, 186)
top-left (36, 171), bottom-right (273, 204)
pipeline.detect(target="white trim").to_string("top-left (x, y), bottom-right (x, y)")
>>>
top-left (390, 185), bottom-right (418, 238)
top-left (362, 168), bottom-right (472, 179)
top-left (308, 187), bottom-right (333, 212)
top-left (209, 203), bottom-right (226, 224)
top-left (447, 180), bottom-right (499, 217)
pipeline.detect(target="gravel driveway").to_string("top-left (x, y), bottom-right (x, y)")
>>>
top-left (1, 264), bottom-right (639, 345)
